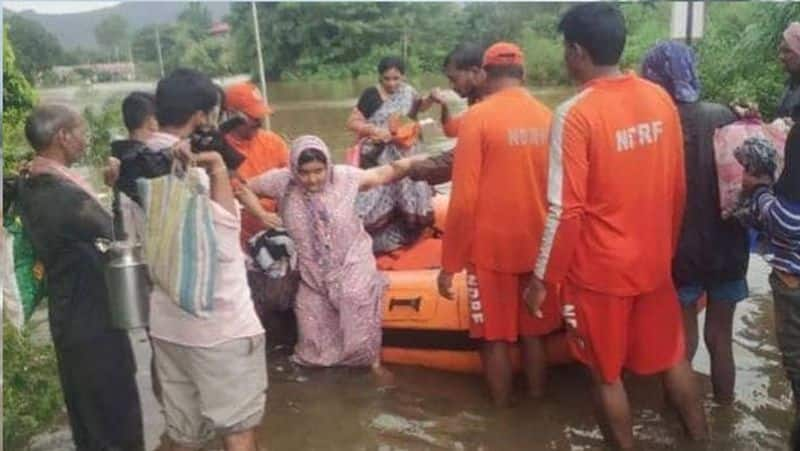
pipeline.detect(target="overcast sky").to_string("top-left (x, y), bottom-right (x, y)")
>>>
top-left (4, 2), bottom-right (120, 15)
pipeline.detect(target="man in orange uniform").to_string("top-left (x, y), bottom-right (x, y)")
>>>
top-left (525, 4), bottom-right (707, 448)
top-left (223, 81), bottom-right (289, 244)
top-left (437, 42), bottom-right (561, 407)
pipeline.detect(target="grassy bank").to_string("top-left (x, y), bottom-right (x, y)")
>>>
top-left (3, 319), bottom-right (64, 450)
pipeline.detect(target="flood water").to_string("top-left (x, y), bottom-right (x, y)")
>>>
top-left (39, 74), bottom-right (570, 160)
top-left (30, 78), bottom-right (796, 450)
top-left (258, 257), bottom-right (793, 451)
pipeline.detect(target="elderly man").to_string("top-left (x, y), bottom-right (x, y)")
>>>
top-left (16, 104), bottom-right (144, 450)
top-left (778, 22), bottom-right (800, 120)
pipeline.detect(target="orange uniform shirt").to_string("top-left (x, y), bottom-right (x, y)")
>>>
top-left (231, 129), bottom-right (290, 179)
top-left (227, 129), bottom-right (290, 212)
top-left (226, 129), bottom-right (289, 246)
top-left (442, 86), bottom-right (553, 274)
top-left (534, 73), bottom-right (686, 296)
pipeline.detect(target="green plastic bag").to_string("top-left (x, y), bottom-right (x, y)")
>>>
top-left (3, 213), bottom-right (46, 322)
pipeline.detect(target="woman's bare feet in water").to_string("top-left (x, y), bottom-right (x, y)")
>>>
top-left (372, 362), bottom-right (395, 386)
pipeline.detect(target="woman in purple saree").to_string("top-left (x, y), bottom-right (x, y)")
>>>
top-left (248, 135), bottom-right (419, 371)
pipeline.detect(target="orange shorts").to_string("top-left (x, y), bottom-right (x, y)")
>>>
top-left (466, 266), bottom-right (562, 342)
top-left (561, 281), bottom-right (685, 384)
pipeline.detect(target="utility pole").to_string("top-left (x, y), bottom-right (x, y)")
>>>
top-left (671, 1), bottom-right (705, 44)
top-left (251, 1), bottom-right (271, 130)
top-left (155, 26), bottom-right (165, 77)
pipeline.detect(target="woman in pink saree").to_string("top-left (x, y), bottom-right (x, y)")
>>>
top-left (248, 135), bottom-right (419, 370)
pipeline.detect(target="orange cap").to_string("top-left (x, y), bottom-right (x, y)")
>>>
top-left (482, 42), bottom-right (525, 67)
top-left (224, 82), bottom-right (273, 120)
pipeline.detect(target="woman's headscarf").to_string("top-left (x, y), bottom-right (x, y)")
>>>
top-left (641, 40), bottom-right (701, 103)
top-left (774, 123), bottom-right (800, 202)
top-left (290, 135), bottom-right (335, 267)
top-left (289, 135), bottom-right (332, 187)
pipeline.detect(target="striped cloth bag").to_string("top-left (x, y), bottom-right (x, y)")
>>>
top-left (137, 166), bottom-right (217, 317)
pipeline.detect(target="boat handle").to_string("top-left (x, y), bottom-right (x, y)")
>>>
top-left (388, 297), bottom-right (422, 312)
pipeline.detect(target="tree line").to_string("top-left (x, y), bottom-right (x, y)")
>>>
top-left (4, 2), bottom-right (799, 124)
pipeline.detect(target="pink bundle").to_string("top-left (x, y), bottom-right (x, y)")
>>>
top-left (714, 119), bottom-right (788, 218)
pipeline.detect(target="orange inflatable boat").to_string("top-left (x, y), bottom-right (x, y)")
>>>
top-left (378, 195), bottom-right (573, 374)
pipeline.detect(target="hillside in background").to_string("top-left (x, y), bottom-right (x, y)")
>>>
top-left (3, 2), bottom-right (230, 49)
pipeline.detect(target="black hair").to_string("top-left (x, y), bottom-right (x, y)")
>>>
top-left (155, 68), bottom-right (219, 127)
top-left (558, 3), bottom-right (627, 66)
top-left (378, 56), bottom-right (406, 75)
top-left (297, 148), bottom-right (328, 167)
top-left (443, 43), bottom-right (484, 70)
top-left (484, 65), bottom-right (524, 80)
top-left (122, 91), bottom-right (156, 132)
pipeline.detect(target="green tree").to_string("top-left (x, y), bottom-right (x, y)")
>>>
top-left (5, 14), bottom-right (66, 83)
top-left (228, 2), bottom-right (466, 80)
top-left (80, 95), bottom-right (125, 168)
top-left (396, 3), bottom-right (466, 73)
top-left (94, 14), bottom-right (130, 61)
top-left (3, 25), bottom-right (38, 175)
top-left (178, 2), bottom-right (213, 40)
top-left (132, 24), bottom-right (180, 71)
top-left (697, 2), bottom-right (800, 119)
top-left (131, 4), bottom-right (231, 78)
top-left (462, 3), bottom-right (545, 47)
top-left (181, 38), bottom-right (226, 76)
top-left (619, 2), bottom-right (670, 70)
top-left (62, 45), bottom-right (107, 66)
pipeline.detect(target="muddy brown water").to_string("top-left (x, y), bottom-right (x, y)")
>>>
top-left (258, 257), bottom-right (793, 451)
top-left (29, 78), bottom-right (794, 450)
